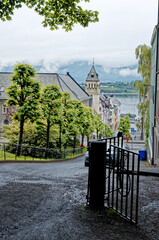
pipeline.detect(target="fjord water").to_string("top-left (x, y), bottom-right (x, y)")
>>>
top-left (115, 94), bottom-right (139, 119)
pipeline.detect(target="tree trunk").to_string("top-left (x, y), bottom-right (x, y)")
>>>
top-left (45, 120), bottom-right (50, 159)
top-left (59, 121), bottom-right (62, 151)
top-left (81, 134), bottom-right (84, 147)
top-left (141, 117), bottom-right (144, 140)
top-left (46, 120), bottom-right (50, 149)
top-left (97, 129), bottom-right (99, 139)
top-left (17, 115), bottom-right (25, 156)
top-left (73, 136), bottom-right (76, 154)
top-left (87, 136), bottom-right (89, 146)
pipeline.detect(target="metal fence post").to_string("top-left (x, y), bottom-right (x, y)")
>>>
top-left (3, 143), bottom-right (6, 160)
top-left (89, 141), bottom-right (106, 209)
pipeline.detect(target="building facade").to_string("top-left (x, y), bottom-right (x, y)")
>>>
top-left (148, 26), bottom-right (157, 164)
top-left (152, 23), bottom-right (159, 165)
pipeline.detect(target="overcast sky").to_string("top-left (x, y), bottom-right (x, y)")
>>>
top-left (0, 0), bottom-right (158, 74)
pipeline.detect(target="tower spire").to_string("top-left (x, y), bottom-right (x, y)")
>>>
top-left (93, 58), bottom-right (94, 66)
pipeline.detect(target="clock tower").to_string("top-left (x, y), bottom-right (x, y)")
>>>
top-left (85, 64), bottom-right (100, 114)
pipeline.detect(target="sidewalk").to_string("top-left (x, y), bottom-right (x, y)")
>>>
top-left (140, 160), bottom-right (159, 175)
top-left (124, 135), bottom-right (159, 175)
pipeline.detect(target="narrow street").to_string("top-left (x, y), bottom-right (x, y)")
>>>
top-left (0, 156), bottom-right (159, 240)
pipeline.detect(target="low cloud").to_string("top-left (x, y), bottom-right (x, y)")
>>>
top-left (119, 68), bottom-right (139, 77)
top-left (38, 60), bottom-right (60, 73)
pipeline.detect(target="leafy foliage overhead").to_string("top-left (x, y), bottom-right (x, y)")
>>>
top-left (0, 0), bottom-right (99, 31)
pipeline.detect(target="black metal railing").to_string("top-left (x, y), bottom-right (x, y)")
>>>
top-left (0, 143), bottom-right (84, 161)
top-left (86, 134), bottom-right (140, 224)
top-left (105, 144), bottom-right (140, 224)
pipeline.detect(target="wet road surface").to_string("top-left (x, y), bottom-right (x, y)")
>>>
top-left (0, 156), bottom-right (159, 240)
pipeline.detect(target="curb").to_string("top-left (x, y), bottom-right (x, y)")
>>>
top-left (0, 153), bottom-right (85, 164)
top-left (139, 171), bottom-right (159, 177)
top-left (125, 141), bottom-right (145, 144)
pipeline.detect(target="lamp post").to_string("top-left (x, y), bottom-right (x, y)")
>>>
top-left (59, 120), bottom-right (62, 151)
top-left (141, 117), bottom-right (144, 140)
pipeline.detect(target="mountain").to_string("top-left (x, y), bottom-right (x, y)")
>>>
top-left (57, 62), bottom-right (142, 83)
top-left (0, 61), bottom-right (142, 83)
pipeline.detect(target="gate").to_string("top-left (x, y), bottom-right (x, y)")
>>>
top-left (86, 136), bottom-right (140, 224)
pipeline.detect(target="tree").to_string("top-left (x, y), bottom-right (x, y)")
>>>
top-left (6, 63), bottom-right (40, 153)
top-left (103, 124), bottom-right (113, 138)
top-left (38, 84), bottom-right (62, 149)
top-left (60, 92), bottom-right (71, 148)
top-left (84, 107), bottom-right (95, 145)
top-left (3, 120), bottom-right (59, 148)
top-left (135, 44), bottom-right (151, 87)
top-left (134, 44), bottom-right (151, 144)
top-left (118, 116), bottom-right (131, 137)
top-left (78, 104), bottom-right (94, 146)
top-left (64, 99), bottom-right (81, 152)
top-left (0, 0), bottom-right (99, 31)
top-left (94, 114), bottom-right (104, 139)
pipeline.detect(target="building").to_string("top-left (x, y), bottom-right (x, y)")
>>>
top-left (0, 72), bottom-right (91, 133)
top-left (99, 95), bottom-right (109, 126)
top-left (148, 3), bottom-right (159, 165)
top-left (85, 64), bottom-right (100, 114)
top-left (85, 65), bottom-right (121, 131)
top-left (148, 26), bottom-right (157, 164)
top-left (111, 97), bottom-right (121, 131)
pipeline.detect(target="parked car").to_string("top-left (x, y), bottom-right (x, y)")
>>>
top-left (85, 151), bottom-right (90, 167)
top-left (84, 149), bottom-right (116, 167)
top-left (84, 144), bottom-right (129, 167)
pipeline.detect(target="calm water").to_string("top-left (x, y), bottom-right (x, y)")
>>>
top-left (115, 95), bottom-right (139, 119)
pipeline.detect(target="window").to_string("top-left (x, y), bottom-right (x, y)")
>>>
top-left (91, 74), bottom-right (94, 78)
top-left (0, 86), bottom-right (5, 92)
top-left (150, 86), bottom-right (154, 103)
top-left (2, 105), bottom-right (7, 114)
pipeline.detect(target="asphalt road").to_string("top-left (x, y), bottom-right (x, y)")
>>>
top-left (0, 156), bottom-right (159, 240)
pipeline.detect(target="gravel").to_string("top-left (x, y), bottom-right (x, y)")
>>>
top-left (0, 157), bottom-right (159, 240)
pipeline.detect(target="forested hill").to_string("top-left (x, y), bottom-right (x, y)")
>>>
top-left (80, 81), bottom-right (138, 94)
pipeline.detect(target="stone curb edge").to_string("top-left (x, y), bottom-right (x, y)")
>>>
top-left (0, 153), bottom-right (85, 164)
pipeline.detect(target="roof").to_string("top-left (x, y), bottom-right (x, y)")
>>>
top-left (0, 72), bottom-right (90, 102)
top-left (86, 65), bottom-right (99, 82)
top-left (151, 25), bottom-right (157, 46)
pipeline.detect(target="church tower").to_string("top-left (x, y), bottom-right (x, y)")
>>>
top-left (85, 64), bottom-right (100, 114)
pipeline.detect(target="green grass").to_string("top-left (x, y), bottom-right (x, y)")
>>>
top-left (0, 150), bottom-right (46, 161)
top-left (0, 148), bottom-right (85, 161)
